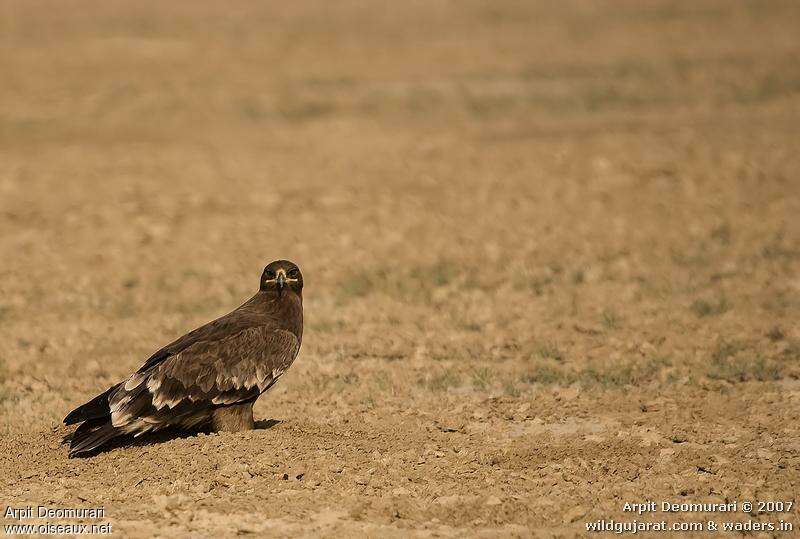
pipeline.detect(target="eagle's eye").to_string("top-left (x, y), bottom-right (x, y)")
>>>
top-left (265, 269), bottom-right (276, 279)
top-left (288, 268), bottom-right (299, 278)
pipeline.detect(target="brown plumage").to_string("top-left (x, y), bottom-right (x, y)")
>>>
top-left (64, 260), bottom-right (303, 457)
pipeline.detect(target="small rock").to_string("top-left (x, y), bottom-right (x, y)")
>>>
top-left (640, 401), bottom-right (661, 412)
top-left (671, 433), bottom-right (688, 443)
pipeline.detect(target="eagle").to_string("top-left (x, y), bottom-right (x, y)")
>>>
top-left (64, 260), bottom-right (303, 457)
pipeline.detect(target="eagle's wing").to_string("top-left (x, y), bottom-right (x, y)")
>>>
top-left (108, 326), bottom-right (299, 435)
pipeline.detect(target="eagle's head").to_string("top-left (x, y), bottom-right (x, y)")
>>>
top-left (260, 260), bottom-right (303, 296)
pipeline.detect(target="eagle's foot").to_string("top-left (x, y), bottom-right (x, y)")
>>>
top-left (212, 402), bottom-right (255, 432)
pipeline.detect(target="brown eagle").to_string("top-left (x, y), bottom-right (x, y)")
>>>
top-left (64, 260), bottom-right (303, 457)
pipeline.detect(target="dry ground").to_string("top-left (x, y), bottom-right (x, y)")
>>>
top-left (1, 1), bottom-right (799, 537)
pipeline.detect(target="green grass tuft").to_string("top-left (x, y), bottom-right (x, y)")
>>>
top-left (708, 340), bottom-right (782, 382)
top-left (601, 309), bottom-right (622, 330)
top-left (536, 341), bottom-right (564, 362)
top-left (690, 297), bottom-right (731, 317)
top-left (502, 380), bottom-right (521, 397)
top-left (471, 367), bottom-right (494, 390)
top-left (521, 363), bottom-right (569, 385)
top-left (422, 369), bottom-right (462, 392)
top-left (708, 356), bottom-right (782, 383)
top-left (522, 356), bottom-right (672, 388)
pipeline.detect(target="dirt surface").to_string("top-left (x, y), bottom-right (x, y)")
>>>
top-left (1, 1), bottom-right (799, 537)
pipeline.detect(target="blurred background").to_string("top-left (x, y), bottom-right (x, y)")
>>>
top-left (1, 0), bottom-right (799, 534)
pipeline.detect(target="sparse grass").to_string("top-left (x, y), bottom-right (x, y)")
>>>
top-left (782, 339), bottom-right (800, 361)
top-left (522, 356), bottom-right (673, 388)
top-left (303, 372), bottom-right (361, 394)
top-left (690, 297), bottom-right (731, 318)
top-left (471, 367), bottom-right (494, 390)
top-left (581, 356), bottom-right (672, 388)
top-left (670, 248), bottom-right (709, 268)
top-left (0, 359), bottom-right (8, 404)
top-left (276, 94), bottom-right (336, 121)
top-left (711, 339), bottom-right (744, 362)
top-left (337, 260), bottom-right (462, 303)
top-left (430, 262), bottom-right (458, 288)
top-left (601, 309), bottom-right (622, 330)
top-left (512, 265), bottom-right (562, 295)
top-left (113, 300), bottom-right (138, 319)
top-left (429, 346), bottom-right (482, 362)
top-left (767, 326), bottom-right (785, 341)
top-left (708, 356), bottom-right (782, 383)
top-left (760, 291), bottom-right (799, 315)
top-left (761, 232), bottom-right (800, 260)
top-left (211, 51), bottom-right (800, 122)
top-left (338, 272), bottom-right (375, 299)
top-left (536, 341), bottom-right (564, 362)
top-left (516, 274), bottom-right (553, 295)
top-left (521, 363), bottom-right (570, 385)
top-left (373, 372), bottom-right (396, 395)
top-left (502, 380), bottom-right (521, 397)
top-left (733, 71), bottom-right (800, 105)
top-left (341, 372), bottom-right (360, 385)
top-left (708, 340), bottom-right (782, 382)
top-left (447, 311), bottom-right (484, 333)
top-left (237, 97), bottom-right (268, 121)
top-left (459, 321), bottom-right (483, 332)
top-left (307, 318), bottom-right (346, 333)
top-left (580, 365), bottom-right (635, 387)
top-left (421, 369), bottom-right (462, 392)
top-left (710, 223), bottom-right (731, 245)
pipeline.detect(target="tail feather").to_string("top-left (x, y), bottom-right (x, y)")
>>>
top-left (64, 384), bottom-right (120, 425)
top-left (68, 417), bottom-right (122, 457)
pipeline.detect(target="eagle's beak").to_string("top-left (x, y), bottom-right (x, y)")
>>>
top-left (276, 269), bottom-right (286, 293)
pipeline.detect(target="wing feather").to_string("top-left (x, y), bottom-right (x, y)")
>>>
top-left (108, 327), bottom-right (299, 432)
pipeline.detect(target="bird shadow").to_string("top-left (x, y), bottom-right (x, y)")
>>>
top-left (255, 419), bottom-right (282, 430)
top-left (61, 419), bottom-right (283, 458)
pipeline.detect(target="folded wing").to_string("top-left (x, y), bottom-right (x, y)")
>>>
top-left (68, 327), bottom-right (299, 456)
top-left (111, 327), bottom-right (300, 432)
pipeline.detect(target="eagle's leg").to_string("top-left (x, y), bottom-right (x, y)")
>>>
top-left (212, 402), bottom-right (255, 432)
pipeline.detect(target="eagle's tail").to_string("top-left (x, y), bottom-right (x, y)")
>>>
top-left (68, 417), bottom-right (122, 457)
top-left (64, 384), bottom-right (125, 457)
top-left (63, 384), bottom-right (120, 426)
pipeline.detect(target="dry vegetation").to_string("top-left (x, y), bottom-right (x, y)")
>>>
top-left (1, 0), bottom-right (799, 536)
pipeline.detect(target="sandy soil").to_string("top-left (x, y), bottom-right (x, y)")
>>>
top-left (1, 1), bottom-right (799, 536)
